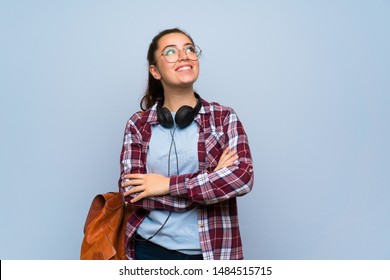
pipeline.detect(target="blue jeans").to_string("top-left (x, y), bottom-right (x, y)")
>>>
top-left (134, 234), bottom-right (203, 260)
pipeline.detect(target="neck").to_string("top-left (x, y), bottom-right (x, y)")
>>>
top-left (163, 90), bottom-right (197, 112)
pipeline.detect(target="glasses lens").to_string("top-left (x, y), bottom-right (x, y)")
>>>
top-left (162, 47), bottom-right (179, 63)
top-left (184, 45), bottom-right (201, 60)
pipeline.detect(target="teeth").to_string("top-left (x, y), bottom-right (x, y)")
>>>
top-left (177, 66), bottom-right (191, 71)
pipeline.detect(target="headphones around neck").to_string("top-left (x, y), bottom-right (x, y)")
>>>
top-left (157, 93), bottom-right (202, 129)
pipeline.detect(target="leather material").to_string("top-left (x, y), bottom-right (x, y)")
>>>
top-left (80, 192), bottom-right (134, 260)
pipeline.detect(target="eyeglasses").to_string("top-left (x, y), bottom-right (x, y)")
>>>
top-left (156, 45), bottom-right (202, 63)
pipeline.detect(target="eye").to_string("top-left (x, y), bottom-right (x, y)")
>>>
top-left (163, 47), bottom-right (177, 56)
top-left (184, 45), bottom-right (196, 53)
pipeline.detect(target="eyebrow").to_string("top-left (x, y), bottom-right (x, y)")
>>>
top-left (162, 42), bottom-right (194, 49)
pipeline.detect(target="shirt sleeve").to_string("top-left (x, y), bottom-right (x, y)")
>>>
top-left (119, 115), bottom-right (196, 212)
top-left (169, 107), bottom-right (254, 205)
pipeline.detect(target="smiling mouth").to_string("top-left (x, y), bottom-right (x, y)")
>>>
top-left (176, 65), bottom-right (192, 72)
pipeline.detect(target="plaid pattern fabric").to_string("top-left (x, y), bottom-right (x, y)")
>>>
top-left (119, 97), bottom-right (254, 260)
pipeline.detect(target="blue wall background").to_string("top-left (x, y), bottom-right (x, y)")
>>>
top-left (1, 0), bottom-right (389, 260)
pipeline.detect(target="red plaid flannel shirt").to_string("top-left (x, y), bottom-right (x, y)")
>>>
top-left (119, 97), bottom-right (254, 259)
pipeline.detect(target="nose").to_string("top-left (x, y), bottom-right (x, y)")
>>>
top-left (178, 48), bottom-right (189, 61)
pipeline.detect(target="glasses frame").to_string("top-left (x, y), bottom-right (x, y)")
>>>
top-left (155, 44), bottom-right (202, 64)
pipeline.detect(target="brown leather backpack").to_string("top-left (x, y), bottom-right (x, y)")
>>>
top-left (80, 192), bottom-right (134, 260)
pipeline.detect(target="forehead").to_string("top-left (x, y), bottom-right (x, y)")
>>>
top-left (158, 33), bottom-right (193, 49)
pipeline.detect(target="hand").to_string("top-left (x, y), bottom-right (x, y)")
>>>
top-left (121, 173), bottom-right (170, 203)
top-left (214, 147), bottom-right (239, 171)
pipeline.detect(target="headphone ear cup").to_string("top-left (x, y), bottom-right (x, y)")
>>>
top-left (175, 105), bottom-right (194, 129)
top-left (157, 107), bottom-right (174, 128)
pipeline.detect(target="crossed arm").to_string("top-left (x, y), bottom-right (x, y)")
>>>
top-left (120, 108), bottom-right (253, 211)
top-left (122, 147), bottom-right (238, 203)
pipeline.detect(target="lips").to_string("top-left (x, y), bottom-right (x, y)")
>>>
top-left (176, 65), bottom-right (192, 72)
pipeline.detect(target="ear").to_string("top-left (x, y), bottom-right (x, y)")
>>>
top-left (149, 65), bottom-right (161, 80)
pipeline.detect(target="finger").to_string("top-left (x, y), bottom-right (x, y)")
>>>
top-left (218, 152), bottom-right (230, 164)
top-left (227, 155), bottom-right (239, 165)
top-left (130, 191), bottom-right (147, 203)
top-left (121, 179), bottom-right (143, 188)
top-left (121, 179), bottom-right (132, 188)
top-left (218, 148), bottom-right (229, 162)
top-left (219, 154), bottom-right (239, 169)
top-left (222, 149), bottom-right (236, 160)
top-left (124, 186), bottom-right (144, 196)
top-left (219, 151), bottom-right (236, 165)
top-left (222, 147), bottom-right (230, 156)
top-left (123, 173), bottom-right (144, 179)
top-left (228, 153), bottom-right (238, 160)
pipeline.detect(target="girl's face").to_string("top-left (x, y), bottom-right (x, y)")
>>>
top-left (150, 32), bottom-right (200, 91)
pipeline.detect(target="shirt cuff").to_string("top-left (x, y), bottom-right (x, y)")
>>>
top-left (169, 174), bottom-right (189, 197)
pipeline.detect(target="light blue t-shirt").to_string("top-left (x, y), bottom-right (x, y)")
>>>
top-left (136, 114), bottom-right (201, 255)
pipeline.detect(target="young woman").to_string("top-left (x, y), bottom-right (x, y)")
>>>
top-left (119, 28), bottom-right (254, 260)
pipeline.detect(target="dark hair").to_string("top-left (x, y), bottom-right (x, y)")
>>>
top-left (140, 28), bottom-right (195, 111)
